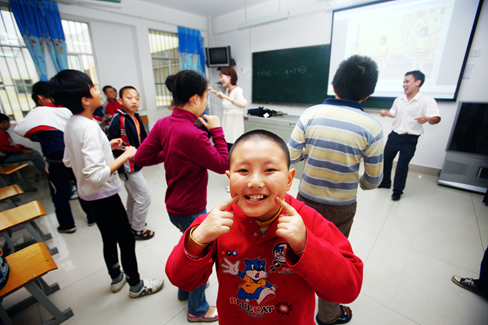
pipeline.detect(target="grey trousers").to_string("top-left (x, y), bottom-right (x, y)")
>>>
top-left (120, 170), bottom-right (151, 232)
top-left (296, 193), bottom-right (357, 324)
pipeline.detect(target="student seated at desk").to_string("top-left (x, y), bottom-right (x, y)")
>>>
top-left (0, 114), bottom-right (46, 176)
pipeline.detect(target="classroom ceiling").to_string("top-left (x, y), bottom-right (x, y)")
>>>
top-left (139, 0), bottom-right (276, 17)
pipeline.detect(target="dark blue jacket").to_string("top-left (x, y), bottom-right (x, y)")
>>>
top-left (106, 109), bottom-right (148, 174)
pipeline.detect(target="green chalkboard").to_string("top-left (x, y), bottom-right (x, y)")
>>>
top-left (252, 45), bottom-right (330, 105)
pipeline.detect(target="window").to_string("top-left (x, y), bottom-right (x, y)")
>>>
top-left (148, 30), bottom-right (179, 108)
top-left (0, 7), bottom-right (98, 121)
top-left (13, 79), bottom-right (32, 95)
top-left (62, 20), bottom-right (99, 86)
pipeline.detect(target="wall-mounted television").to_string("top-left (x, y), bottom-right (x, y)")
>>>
top-left (205, 46), bottom-right (235, 68)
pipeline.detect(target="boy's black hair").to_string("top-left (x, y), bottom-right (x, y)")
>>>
top-left (0, 113), bottom-right (9, 124)
top-left (173, 70), bottom-right (208, 108)
top-left (229, 129), bottom-right (290, 169)
top-left (47, 69), bottom-right (94, 114)
top-left (405, 70), bottom-right (425, 87)
top-left (102, 85), bottom-right (116, 94)
top-left (331, 55), bottom-right (379, 102)
top-left (165, 75), bottom-right (176, 93)
top-left (119, 86), bottom-right (138, 99)
top-left (31, 81), bottom-right (49, 106)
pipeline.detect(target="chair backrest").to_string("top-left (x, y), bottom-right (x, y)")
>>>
top-left (0, 242), bottom-right (57, 298)
top-left (0, 200), bottom-right (45, 231)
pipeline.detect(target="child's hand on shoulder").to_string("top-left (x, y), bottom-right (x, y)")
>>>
top-left (275, 197), bottom-right (307, 254)
top-left (192, 196), bottom-right (238, 244)
top-left (124, 146), bottom-right (137, 159)
top-left (198, 114), bottom-right (220, 130)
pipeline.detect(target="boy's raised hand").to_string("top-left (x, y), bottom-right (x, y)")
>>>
top-left (275, 197), bottom-right (307, 254)
top-left (198, 114), bottom-right (220, 130)
top-left (192, 195), bottom-right (238, 244)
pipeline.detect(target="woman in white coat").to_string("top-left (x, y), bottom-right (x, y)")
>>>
top-left (208, 66), bottom-right (247, 153)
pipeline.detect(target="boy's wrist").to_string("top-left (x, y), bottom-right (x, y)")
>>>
top-left (185, 226), bottom-right (209, 257)
top-left (190, 226), bottom-right (209, 246)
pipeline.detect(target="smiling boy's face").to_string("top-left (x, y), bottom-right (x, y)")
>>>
top-left (226, 139), bottom-right (295, 222)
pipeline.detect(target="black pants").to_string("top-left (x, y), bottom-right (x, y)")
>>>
top-left (79, 194), bottom-right (140, 286)
top-left (381, 131), bottom-right (419, 195)
top-left (475, 246), bottom-right (488, 293)
top-left (47, 160), bottom-right (95, 228)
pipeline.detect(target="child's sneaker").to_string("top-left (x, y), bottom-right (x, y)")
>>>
top-left (57, 225), bottom-right (76, 233)
top-left (315, 305), bottom-right (352, 324)
top-left (110, 273), bottom-right (126, 293)
top-left (129, 278), bottom-right (164, 298)
top-left (452, 276), bottom-right (488, 298)
top-left (187, 305), bottom-right (218, 322)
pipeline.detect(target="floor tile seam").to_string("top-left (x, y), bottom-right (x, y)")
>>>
top-left (145, 241), bottom-right (173, 267)
top-left (471, 194), bottom-right (486, 234)
top-left (390, 204), bottom-right (480, 231)
top-left (50, 263), bottom-right (108, 292)
top-left (162, 305), bottom-right (189, 325)
top-left (362, 201), bottom-right (395, 264)
top-left (356, 292), bottom-right (422, 325)
top-left (369, 236), bottom-right (482, 273)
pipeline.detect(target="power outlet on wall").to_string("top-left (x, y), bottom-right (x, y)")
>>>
top-left (471, 49), bottom-right (481, 57)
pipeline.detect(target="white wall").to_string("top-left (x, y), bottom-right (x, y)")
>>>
top-left (209, 0), bottom-right (488, 169)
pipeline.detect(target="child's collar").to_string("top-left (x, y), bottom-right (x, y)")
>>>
top-left (255, 206), bottom-right (283, 228)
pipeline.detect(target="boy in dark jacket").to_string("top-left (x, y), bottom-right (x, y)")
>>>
top-left (106, 86), bottom-right (154, 240)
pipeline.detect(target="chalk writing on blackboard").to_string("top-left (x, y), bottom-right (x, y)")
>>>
top-left (256, 71), bottom-right (272, 77)
top-left (285, 66), bottom-right (307, 74)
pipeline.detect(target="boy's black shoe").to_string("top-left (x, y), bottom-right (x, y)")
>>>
top-left (315, 305), bottom-right (352, 324)
top-left (452, 276), bottom-right (488, 299)
top-left (57, 225), bottom-right (76, 233)
top-left (391, 193), bottom-right (401, 201)
top-left (377, 183), bottom-right (391, 189)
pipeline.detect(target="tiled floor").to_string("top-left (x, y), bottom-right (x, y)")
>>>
top-left (2, 164), bottom-right (487, 325)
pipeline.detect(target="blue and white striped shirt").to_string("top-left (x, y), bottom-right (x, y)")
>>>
top-left (288, 98), bottom-right (384, 205)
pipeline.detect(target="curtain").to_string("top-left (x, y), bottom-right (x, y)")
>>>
top-left (177, 26), bottom-right (206, 76)
top-left (10, 0), bottom-right (68, 81)
top-left (42, 1), bottom-right (68, 73)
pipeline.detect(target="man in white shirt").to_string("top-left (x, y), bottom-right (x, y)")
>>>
top-left (379, 70), bottom-right (440, 201)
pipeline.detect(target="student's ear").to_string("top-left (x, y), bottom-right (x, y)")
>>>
top-left (118, 97), bottom-right (123, 105)
top-left (190, 94), bottom-right (200, 106)
top-left (225, 170), bottom-right (230, 179)
top-left (81, 96), bottom-right (91, 108)
top-left (415, 79), bottom-right (421, 87)
top-left (286, 168), bottom-right (295, 191)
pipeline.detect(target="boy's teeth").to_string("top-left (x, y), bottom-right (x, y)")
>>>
top-left (248, 195), bottom-right (264, 201)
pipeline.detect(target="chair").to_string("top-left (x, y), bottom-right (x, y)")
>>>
top-left (0, 201), bottom-right (57, 256)
top-left (0, 164), bottom-right (37, 192)
top-left (0, 243), bottom-right (74, 325)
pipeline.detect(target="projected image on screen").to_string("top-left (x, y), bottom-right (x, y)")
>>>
top-left (328, 0), bottom-right (482, 100)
